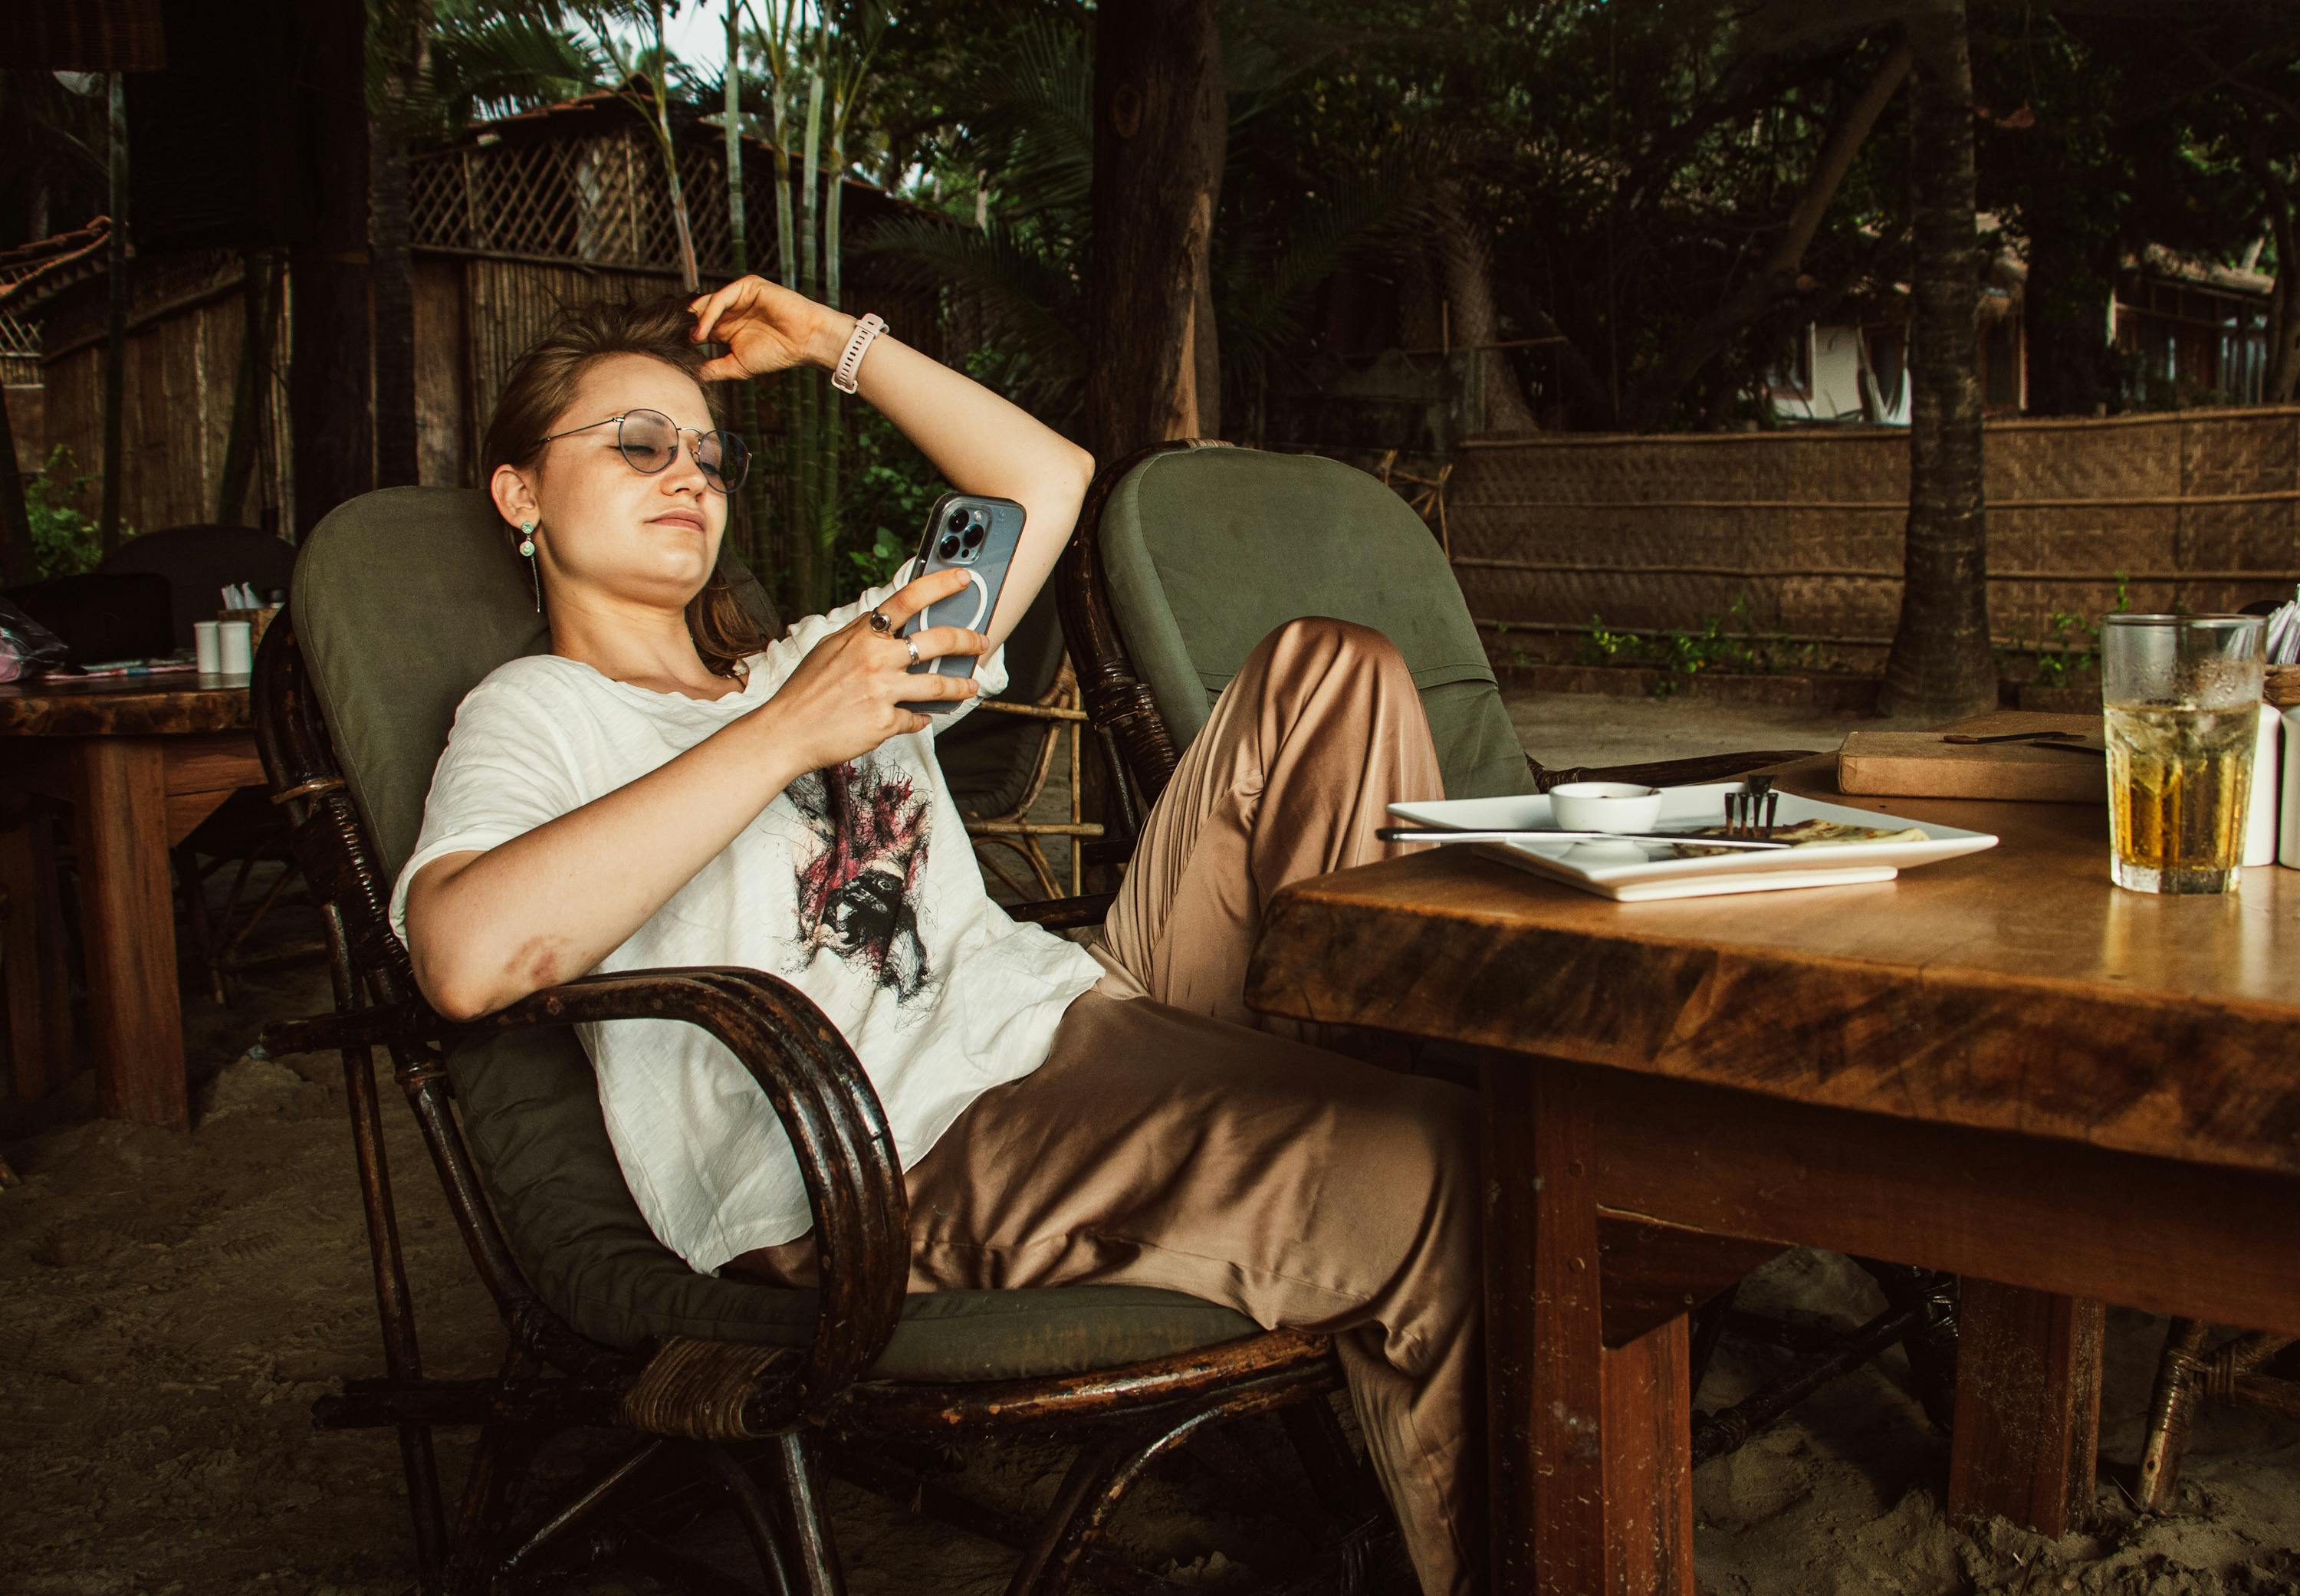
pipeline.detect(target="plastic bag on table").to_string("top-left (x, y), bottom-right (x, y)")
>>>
top-left (0, 597), bottom-right (68, 684)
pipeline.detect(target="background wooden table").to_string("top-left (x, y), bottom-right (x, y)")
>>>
top-left (2, 675), bottom-right (259, 1127)
top-left (1247, 757), bottom-right (2300, 1595)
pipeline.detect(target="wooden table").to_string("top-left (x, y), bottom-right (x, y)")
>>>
top-left (1, 675), bottom-right (260, 1126)
top-left (1247, 757), bottom-right (2300, 1595)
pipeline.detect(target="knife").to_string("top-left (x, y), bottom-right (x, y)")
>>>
top-left (1376, 827), bottom-right (1792, 850)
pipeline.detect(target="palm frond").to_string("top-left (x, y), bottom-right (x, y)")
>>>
top-left (946, 16), bottom-right (1093, 222)
top-left (856, 213), bottom-right (1086, 415)
top-left (426, 10), bottom-right (613, 129)
top-left (1219, 139), bottom-right (1444, 380)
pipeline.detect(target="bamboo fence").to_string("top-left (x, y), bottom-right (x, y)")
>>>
top-left (1448, 407), bottom-right (2300, 668)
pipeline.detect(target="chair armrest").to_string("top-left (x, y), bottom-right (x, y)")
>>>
top-left (1526, 749), bottom-right (1816, 793)
top-left (1004, 891), bottom-right (1116, 930)
top-left (264, 966), bottom-right (909, 1418)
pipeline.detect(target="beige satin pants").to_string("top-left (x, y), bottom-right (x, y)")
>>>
top-left (737, 618), bottom-right (1480, 1595)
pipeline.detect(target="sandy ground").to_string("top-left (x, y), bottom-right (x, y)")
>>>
top-left (4, 690), bottom-right (2297, 1594)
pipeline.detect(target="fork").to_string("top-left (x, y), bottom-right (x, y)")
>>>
top-left (1725, 775), bottom-right (1779, 839)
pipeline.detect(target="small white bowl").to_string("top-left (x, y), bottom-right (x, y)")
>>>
top-left (1549, 781), bottom-right (1662, 834)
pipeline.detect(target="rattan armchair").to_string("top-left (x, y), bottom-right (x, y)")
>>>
top-left (250, 486), bottom-right (1393, 1596)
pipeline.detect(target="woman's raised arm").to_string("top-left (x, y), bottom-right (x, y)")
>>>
top-left (688, 278), bottom-right (1096, 647)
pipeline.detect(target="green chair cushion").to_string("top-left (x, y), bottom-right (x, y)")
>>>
top-left (452, 1024), bottom-right (1257, 1379)
top-left (1096, 448), bottom-right (1536, 800)
top-left (293, 487), bottom-right (1258, 1381)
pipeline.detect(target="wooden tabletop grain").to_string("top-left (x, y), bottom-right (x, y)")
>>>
top-left (1249, 754), bottom-right (2300, 1180)
top-left (0, 675), bottom-right (253, 737)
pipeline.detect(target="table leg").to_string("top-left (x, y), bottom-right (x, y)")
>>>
top-left (68, 738), bottom-right (189, 1128)
top-left (1948, 1279), bottom-right (2104, 1536)
top-left (1484, 1056), bottom-right (1694, 1596)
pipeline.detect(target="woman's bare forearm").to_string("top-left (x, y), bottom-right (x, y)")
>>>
top-left (403, 704), bottom-right (810, 1020)
top-left (803, 314), bottom-right (1094, 647)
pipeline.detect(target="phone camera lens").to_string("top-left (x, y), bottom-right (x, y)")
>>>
top-left (947, 507), bottom-right (970, 533)
top-left (961, 524), bottom-right (984, 550)
top-left (938, 535), bottom-right (961, 559)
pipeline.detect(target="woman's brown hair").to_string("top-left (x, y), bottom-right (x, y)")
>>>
top-left (481, 294), bottom-right (767, 678)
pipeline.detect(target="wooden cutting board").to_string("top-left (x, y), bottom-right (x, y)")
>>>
top-left (1837, 711), bottom-right (2108, 803)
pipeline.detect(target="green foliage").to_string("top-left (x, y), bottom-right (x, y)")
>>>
top-left (2019, 575), bottom-right (2131, 689)
top-left (1574, 593), bottom-right (1815, 698)
top-left (23, 446), bottom-right (114, 580)
top-left (831, 404), bottom-right (942, 589)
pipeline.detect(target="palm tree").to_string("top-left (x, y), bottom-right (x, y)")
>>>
top-left (1880, 0), bottom-right (1993, 719)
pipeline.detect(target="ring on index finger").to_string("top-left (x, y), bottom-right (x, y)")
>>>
top-left (905, 637), bottom-right (922, 667)
top-left (866, 607), bottom-right (893, 635)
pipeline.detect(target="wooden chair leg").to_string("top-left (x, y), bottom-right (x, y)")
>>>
top-left (764, 1430), bottom-right (843, 1596)
top-left (2137, 1319), bottom-right (2212, 1511)
top-left (441, 1421), bottom-right (548, 1596)
top-left (1007, 1402), bottom-right (1240, 1596)
top-left (2138, 1324), bottom-right (2298, 1512)
top-left (691, 1442), bottom-right (801, 1596)
top-left (1279, 1398), bottom-right (1396, 1593)
top-left (1859, 1259), bottom-right (1961, 1432)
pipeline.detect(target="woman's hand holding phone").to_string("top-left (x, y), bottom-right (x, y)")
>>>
top-left (758, 566), bottom-right (988, 770)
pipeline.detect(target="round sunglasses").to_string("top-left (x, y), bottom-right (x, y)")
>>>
top-left (536, 408), bottom-right (751, 494)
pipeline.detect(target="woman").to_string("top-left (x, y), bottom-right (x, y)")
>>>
top-left (391, 279), bottom-right (1482, 1596)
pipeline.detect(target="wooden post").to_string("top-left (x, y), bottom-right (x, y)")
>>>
top-left (288, 0), bottom-right (374, 537)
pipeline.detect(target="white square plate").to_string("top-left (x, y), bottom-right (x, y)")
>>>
top-left (1388, 784), bottom-right (1999, 901)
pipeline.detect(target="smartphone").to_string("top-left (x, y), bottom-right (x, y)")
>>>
top-left (897, 491), bottom-right (1024, 714)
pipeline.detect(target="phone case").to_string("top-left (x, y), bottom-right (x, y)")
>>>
top-left (897, 491), bottom-right (1025, 714)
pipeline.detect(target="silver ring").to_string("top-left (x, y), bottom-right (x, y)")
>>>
top-left (905, 637), bottom-right (921, 667)
top-left (866, 608), bottom-right (893, 635)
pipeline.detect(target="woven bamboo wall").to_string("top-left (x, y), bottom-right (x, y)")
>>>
top-left (33, 251), bottom-right (291, 536)
top-left (1449, 407), bottom-right (2300, 665)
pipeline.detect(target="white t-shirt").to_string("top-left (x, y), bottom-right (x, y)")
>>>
top-left (388, 570), bottom-right (1106, 1273)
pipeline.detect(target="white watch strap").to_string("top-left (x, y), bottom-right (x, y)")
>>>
top-left (831, 313), bottom-right (888, 394)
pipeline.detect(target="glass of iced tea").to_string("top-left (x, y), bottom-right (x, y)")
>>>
top-left (2101, 613), bottom-right (2266, 894)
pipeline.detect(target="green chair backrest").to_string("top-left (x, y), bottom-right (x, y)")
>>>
top-left (1095, 447), bottom-right (1535, 800)
top-left (294, 486), bottom-right (780, 885)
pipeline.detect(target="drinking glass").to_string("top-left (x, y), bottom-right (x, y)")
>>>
top-left (2101, 614), bottom-right (2266, 894)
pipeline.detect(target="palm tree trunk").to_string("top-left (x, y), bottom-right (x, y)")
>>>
top-left (1880, 0), bottom-right (1993, 720)
top-left (797, 40), bottom-right (827, 607)
top-left (766, 10), bottom-right (807, 617)
top-left (819, 110), bottom-right (844, 600)
top-left (100, 74), bottom-right (128, 553)
top-left (724, 0), bottom-right (770, 580)
top-left (650, 0), bottom-right (699, 293)
top-left (371, 0), bottom-right (426, 488)
top-left (1431, 178), bottom-right (1539, 436)
top-left (1084, 0), bottom-right (1226, 461)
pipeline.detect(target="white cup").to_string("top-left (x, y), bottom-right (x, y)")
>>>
top-left (218, 619), bottom-right (253, 678)
top-left (195, 620), bottom-right (222, 675)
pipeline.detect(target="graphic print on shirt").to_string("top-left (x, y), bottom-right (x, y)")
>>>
top-left (785, 757), bottom-right (934, 1001)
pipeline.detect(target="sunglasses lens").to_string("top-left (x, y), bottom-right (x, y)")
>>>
top-left (617, 410), bottom-right (678, 473)
top-left (700, 432), bottom-right (749, 494)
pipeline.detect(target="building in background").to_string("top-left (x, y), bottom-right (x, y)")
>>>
top-left (1775, 242), bottom-right (2275, 428)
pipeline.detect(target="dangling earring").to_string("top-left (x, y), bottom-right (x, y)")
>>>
top-left (518, 521), bottom-right (540, 612)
